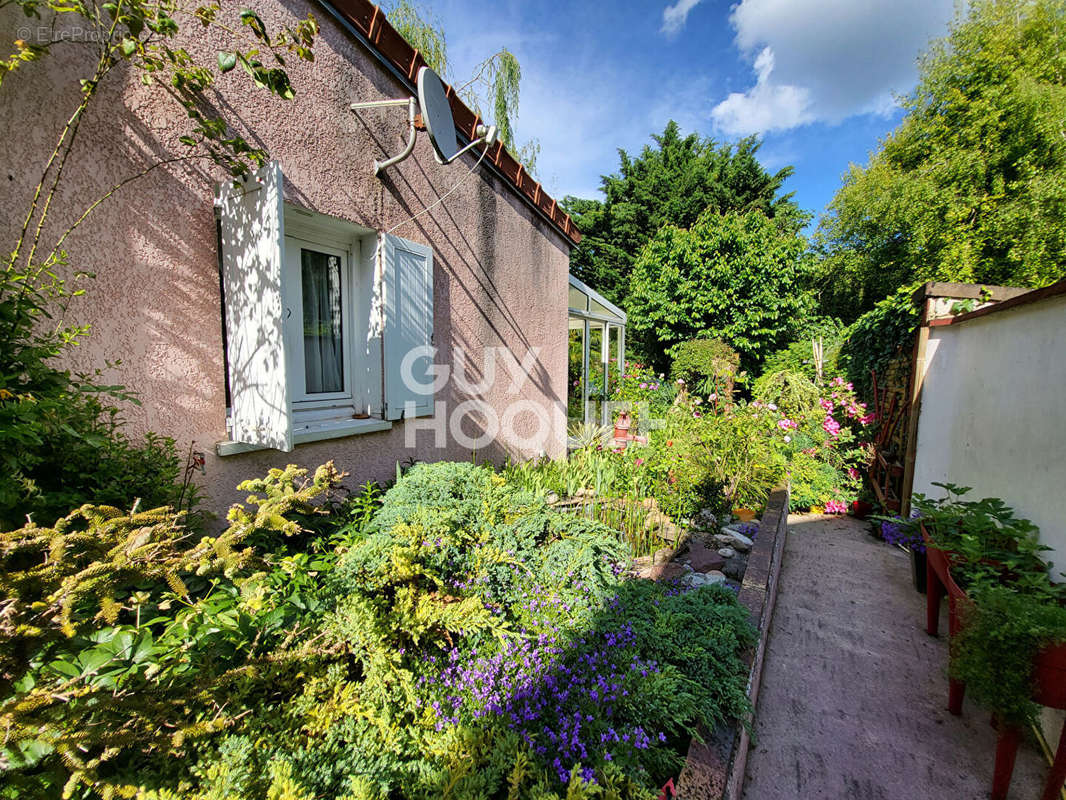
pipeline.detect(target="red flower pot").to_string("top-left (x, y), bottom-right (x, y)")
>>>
top-left (850, 500), bottom-right (873, 519)
top-left (990, 642), bottom-right (1066, 800)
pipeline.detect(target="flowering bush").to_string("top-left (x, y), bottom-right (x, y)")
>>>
top-left (1, 461), bottom-right (757, 799)
top-left (780, 378), bottom-right (872, 511)
top-left (610, 360), bottom-right (676, 416)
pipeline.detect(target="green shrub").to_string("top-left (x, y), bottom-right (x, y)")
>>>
top-left (0, 250), bottom-right (194, 531)
top-left (837, 284), bottom-right (921, 401)
top-left (0, 464), bottom-right (344, 797)
top-left (752, 369), bottom-right (820, 418)
top-left (760, 319), bottom-right (845, 384)
top-left (670, 338), bottom-right (740, 397)
top-left (0, 458), bottom-right (758, 799)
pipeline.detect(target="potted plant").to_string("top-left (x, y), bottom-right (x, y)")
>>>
top-left (911, 483), bottom-right (1066, 800)
top-left (877, 515), bottom-right (926, 593)
top-left (950, 585), bottom-right (1066, 800)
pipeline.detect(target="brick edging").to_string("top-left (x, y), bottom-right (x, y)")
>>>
top-left (675, 485), bottom-right (791, 799)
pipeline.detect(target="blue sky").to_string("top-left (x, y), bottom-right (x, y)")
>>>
top-left (421, 0), bottom-right (960, 228)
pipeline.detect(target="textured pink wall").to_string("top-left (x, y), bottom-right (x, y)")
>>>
top-left (0, 2), bottom-right (570, 520)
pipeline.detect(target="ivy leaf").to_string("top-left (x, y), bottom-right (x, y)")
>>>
top-left (217, 51), bottom-right (236, 73)
top-left (120, 38), bottom-right (137, 57)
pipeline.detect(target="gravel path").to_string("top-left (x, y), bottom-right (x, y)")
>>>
top-left (742, 513), bottom-right (1049, 800)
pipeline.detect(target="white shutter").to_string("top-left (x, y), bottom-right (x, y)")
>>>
top-left (217, 161), bottom-right (293, 451)
top-left (382, 234), bottom-right (435, 420)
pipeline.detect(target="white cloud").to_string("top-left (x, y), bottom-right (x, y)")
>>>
top-left (661, 0), bottom-right (704, 37)
top-left (711, 47), bottom-right (813, 136)
top-left (711, 0), bottom-right (957, 135)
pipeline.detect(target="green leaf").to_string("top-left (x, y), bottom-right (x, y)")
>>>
top-left (120, 38), bottom-right (137, 57)
top-left (217, 51), bottom-right (237, 73)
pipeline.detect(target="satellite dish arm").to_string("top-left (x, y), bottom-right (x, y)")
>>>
top-left (373, 97), bottom-right (417, 176)
top-left (440, 125), bottom-right (498, 165)
top-left (350, 97), bottom-right (418, 176)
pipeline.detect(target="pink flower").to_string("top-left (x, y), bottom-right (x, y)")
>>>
top-left (777, 418), bottom-right (797, 431)
top-left (634, 458), bottom-right (644, 467)
top-left (823, 415), bottom-right (841, 438)
top-left (639, 382), bottom-right (647, 389)
top-left (819, 398), bottom-right (833, 412)
top-left (848, 467), bottom-right (860, 481)
top-left (859, 413), bottom-right (877, 426)
top-left (824, 499), bottom-right (848, 514)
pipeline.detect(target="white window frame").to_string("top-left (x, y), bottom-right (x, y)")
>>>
top-left (284, 235), bottom-right (357, 406)
top-left (216, 162), bottom-right (436, 456)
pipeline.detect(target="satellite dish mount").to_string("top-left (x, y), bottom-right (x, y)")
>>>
top-left (350, 66), bottom-right (497, 176)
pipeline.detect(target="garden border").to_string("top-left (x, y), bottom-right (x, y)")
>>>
top-left (674, 485), bottom-right (790, 799)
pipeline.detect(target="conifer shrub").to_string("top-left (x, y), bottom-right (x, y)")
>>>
top-left (0, 461), bottom-right (757, 799)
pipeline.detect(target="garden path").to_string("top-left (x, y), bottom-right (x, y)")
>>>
top-left (742, 513), bottom-right (1050, 800)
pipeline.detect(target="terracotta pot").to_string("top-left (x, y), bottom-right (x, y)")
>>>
top-left (733, 507), bottom-right (756, 522)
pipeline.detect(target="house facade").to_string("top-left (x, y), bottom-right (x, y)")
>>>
top-left (0, 0), bottom-right (580, 518)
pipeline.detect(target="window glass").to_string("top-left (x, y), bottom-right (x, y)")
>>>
top-left (590, 298), bottom-right (613, 319)
top-left (301, 248), bottom-right (344, 394)
top-left (568, 285), bottom-right (588, 312)
top-left (589, 323), bottom-right (606, 425)
top-left (568, 319), bottom-right (585, 421)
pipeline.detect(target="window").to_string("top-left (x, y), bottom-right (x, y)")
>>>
top-left (216, 161), bottom-right (435, 453)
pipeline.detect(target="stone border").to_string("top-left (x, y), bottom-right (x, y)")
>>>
top-left (674, 485), bottom-right (791, 799)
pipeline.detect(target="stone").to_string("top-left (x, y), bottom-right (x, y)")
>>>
top-left (721, 523), bottom-right (752, 536)
top-left (728, 531), bottom-right (754, 551)
top-left (632, 555), bottom-right (652, 570)
top-left (713, 534), bottom-right (735, 547)
top-left (653, 547), bottom-right (674, 565)
top-left (659, 521), bottom-right (681, 542)
top-left (646, 562), bottom-right (686, 581)
top-left (723, 555), bottom-right (747, 581)
top-left (703, 570), bottom-right (728, 585)
top-left (688, 540), bottom-right (727, 572)
top-left (718, 547), bottom-right (736, 558)
top-left (546, 492), bottom-right (560, 505)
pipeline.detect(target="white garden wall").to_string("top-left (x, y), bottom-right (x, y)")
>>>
top-left (911, 287), bottom-right (1066, 573)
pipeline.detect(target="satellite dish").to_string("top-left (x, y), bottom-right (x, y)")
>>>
top-left (417, 66), bottom-right (459, 164)
top-left (349, 68), bottom-right (495, 175)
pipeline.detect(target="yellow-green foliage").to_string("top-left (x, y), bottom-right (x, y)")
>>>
top-left (0, 463), bottom-right (344, 797)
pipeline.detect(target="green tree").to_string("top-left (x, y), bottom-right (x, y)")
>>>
top-left (814, 0), bottom-right (1066, 322)
top-left (564, 122), bottom-right (805, 306)
top-left (627, 210), bottom-right (808, 373)
top-left (385, 0), bottom-right (539, 173)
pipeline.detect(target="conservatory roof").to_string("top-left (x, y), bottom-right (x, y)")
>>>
top-left (568, 274), bottom-right (626, 325)
top-left (317, 0), bottom-right (580, 246)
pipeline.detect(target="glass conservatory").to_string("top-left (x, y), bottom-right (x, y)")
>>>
top-left (567, 274), bottom-right (626, 426)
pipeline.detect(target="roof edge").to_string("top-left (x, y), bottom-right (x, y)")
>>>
top-left (317, 0), bottom-right (580, 246)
